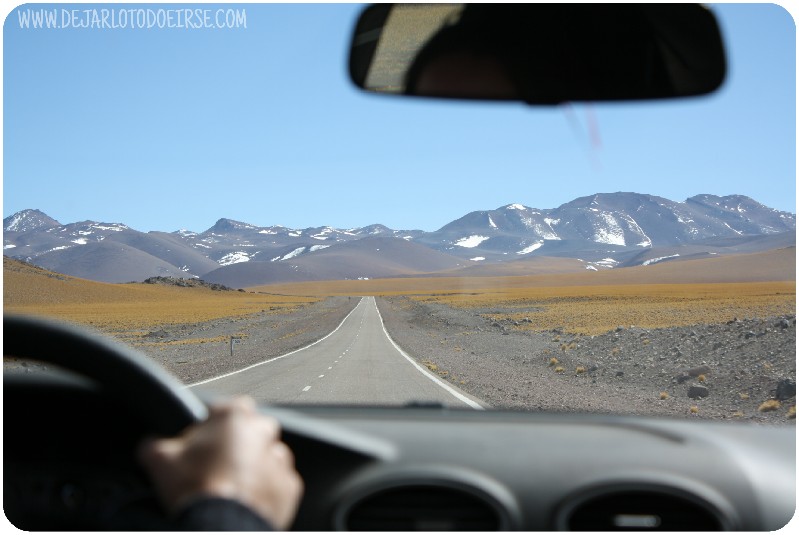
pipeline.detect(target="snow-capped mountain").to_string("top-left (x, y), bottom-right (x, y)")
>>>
top-left (417, 193), bottom-right (796, 263)
top-left (3, 209), bottom-right (60, 234)
top-left (3, 193), bottom-right (794, 284)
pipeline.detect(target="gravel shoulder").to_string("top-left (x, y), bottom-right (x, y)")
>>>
top-left (7, 293), bottom-right (794, 425)
top-left (130, 296), bottom-right (359, 384)
top-left (376, 296), bottom-right (796, 424)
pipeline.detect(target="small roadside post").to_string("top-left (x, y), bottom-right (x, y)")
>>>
top-left (230, 336), bottom-right (241, 356)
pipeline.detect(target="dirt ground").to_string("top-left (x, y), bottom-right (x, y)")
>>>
top-left (6, 293), bottom-right (794, 425)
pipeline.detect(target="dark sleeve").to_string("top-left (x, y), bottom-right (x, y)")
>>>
top-left (174, 496), bottom-right (275, 531)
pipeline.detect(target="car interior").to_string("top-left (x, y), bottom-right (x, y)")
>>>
top-left (3, 3), bottom-right (796, 532)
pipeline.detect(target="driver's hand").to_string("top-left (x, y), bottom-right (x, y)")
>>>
top-left (137, 396), bottom-right (303, 530)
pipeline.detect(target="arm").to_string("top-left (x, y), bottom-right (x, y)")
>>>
top-left (138, 396), bottom-right (304, 530)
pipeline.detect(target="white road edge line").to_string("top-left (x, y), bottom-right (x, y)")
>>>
top-left (187, 297), bottom-right (365, 387)
top-left (371, 297), bottom-right (485, 410)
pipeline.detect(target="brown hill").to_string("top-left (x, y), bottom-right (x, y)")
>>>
top-left (2, 257), bottom-right (312, 331)
top-left (253, 247), bottom-right (796, 296)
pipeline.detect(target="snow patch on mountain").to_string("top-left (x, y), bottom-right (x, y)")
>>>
top-left (642, 254), bottom-right (680, 266)
top-left (92, 224), bottom-right (127, 232)
top-left (593, 212), bottom-right (626, 246)
top-left (218, 252), bottom-right (250, 266)
top-left (488, 215), bottom-right (497, 229)
top-left (311, 227), bottom-right (334, 240)
top-left (723, 222), bottom-right (743, 236)
top-left (517, 242), bottom-right (543, 255)
top-left (4, 214), bottom-right (26, 232)
top-left (583, 258), bottom-right (620, 271)
top-left (281, 247), bottom-right (306, 260)
top-left (470, 257), bottom-right (485, 261)
top-left (309, 245), bottom-right (330, 252)
top-left (620, 214), bottom-right (652, 247)
top-left (455, 235), bottom-right (490, 248)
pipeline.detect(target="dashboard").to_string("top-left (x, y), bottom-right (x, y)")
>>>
top-left (4, 370), bottom-right (795, 531)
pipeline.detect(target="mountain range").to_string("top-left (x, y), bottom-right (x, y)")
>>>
top-left (3, 193), bottom-right (795, 286)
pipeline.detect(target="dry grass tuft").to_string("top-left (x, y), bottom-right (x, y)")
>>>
top-left (739, 392), bottom-right (750, 400)
top-left (575, 366), bottom-right (586, 374)
top-left (554, 366), bottom-right (565, 373)
top-left (689, 406), bottom-right (699, 414)
top-left (548, 357), bottom-right (559, 366)
top-left (659, 391), bottom-right (669, 400)
top-left (758, 399), bottom-right (782, 412)
top-left (788, 406), bottom-right (796, 419)
top-left (697, 374), bottom-right (706, 383)
top-left (422, 360), bottom-right (438, 372)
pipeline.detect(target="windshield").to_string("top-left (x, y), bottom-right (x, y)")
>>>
top-left (3, 3), bottom-right (796, 423)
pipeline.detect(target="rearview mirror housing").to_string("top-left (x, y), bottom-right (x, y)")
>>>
top-left (349, 4), bottom-right (727, 104)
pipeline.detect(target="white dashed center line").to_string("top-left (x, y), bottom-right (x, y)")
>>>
top-left (318, 375), bottom-right (325, 378)
top-left (302, 385), bottom-right (311, 392)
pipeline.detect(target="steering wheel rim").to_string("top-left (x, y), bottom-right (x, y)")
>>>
top-left (3, 314), bottom-right (207, 436)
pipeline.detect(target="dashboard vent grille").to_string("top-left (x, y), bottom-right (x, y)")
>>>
top-left (343, 484), bottom-right (502, 531)
top-left (565, 490), bottom-right (723, 531)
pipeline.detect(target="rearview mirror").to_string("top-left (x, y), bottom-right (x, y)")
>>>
top-left (349, 4), bottom-right (727, 104)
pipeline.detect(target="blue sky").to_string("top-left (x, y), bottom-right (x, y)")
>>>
top-left (2, 3), bottom-right (796, 233)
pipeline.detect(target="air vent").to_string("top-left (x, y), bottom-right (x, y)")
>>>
top-left (563, 490), bottom-right (724, 531)
top-left (341, 484), bottom-right (503, 531)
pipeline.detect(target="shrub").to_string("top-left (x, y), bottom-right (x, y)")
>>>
top-left (758, 399), bottom-right (781, 412)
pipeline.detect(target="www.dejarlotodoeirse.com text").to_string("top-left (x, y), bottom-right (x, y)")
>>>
top-left (16, 8), bottom-right (247, 30)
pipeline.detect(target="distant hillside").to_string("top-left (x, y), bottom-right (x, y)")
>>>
top-left (2, 256), bottom-right (307, 331)
top-left (4, 193), bottom-right (794, 286)
top-left (202, 237), bottom-right (469, 286)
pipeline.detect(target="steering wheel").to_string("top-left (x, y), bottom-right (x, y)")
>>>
top-left (3, 315), bottom-right (208, 436)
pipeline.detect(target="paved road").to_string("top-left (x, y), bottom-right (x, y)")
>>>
top-left (190, 297), bottom-right (483, 409)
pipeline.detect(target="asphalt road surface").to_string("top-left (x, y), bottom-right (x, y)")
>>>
top-left (190, 297), bottom-right (483, 409)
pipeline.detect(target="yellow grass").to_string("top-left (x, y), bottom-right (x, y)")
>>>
top-left (253, 251), bottom-right (794, 335)
top-left (758, 399), bottom-right (782, 412)
top-left (415, 282), bottom-right (794, 335)
top-left (3, 259), bottom-right (317, 333)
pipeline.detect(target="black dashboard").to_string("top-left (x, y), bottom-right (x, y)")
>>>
top-left (4, 371), bottom-right (795, 531)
